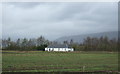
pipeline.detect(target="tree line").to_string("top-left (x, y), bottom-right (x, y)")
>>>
top-left (2, 36), bottom-right (50, 51)
top-left (70, 36), bottom-right (118, 51)
top-left (2, 36), bottom-right (118, 51)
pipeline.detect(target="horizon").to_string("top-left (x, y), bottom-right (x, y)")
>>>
top-left (2, 30), bottom-right (118, 41)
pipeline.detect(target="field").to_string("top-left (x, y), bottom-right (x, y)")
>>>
top-left (2, 51), bottom-right (118, 72)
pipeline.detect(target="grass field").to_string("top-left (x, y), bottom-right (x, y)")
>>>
top-left (2, 51), bottom-right (118, 72)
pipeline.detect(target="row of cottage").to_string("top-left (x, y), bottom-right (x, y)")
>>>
top-left (45, 44), bottom-right (74, 52)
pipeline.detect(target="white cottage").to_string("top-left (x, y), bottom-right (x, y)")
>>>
top-left (45, 44), bottom-right (74, 52)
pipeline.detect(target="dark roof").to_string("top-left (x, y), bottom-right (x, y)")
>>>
top-left (47, 44), bottom-right (68, 48)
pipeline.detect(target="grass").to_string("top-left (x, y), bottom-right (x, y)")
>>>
top-left (2, 51), bottom-right (118, 72)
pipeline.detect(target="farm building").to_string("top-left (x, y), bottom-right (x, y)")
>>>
top-left (45, 44), bottom-right (74, 52)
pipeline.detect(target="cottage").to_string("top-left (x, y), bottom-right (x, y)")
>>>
top-left (45, 44), bottom-right (74, 52)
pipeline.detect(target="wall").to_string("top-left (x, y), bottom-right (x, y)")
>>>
top-left (45, 48), bottom-right (74, 51)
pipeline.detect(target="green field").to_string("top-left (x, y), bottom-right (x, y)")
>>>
top-left (2, 51), bottom-right (118, 72)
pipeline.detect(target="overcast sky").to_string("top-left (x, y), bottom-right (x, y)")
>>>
top-left (2, 2), bottom-right (118, 41)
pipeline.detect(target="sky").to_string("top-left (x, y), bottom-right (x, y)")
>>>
top-left (2, 2), bottom-right (118, 41)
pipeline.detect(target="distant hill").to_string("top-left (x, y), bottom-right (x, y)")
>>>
top-left (55, 31), bottom-right (118, 43)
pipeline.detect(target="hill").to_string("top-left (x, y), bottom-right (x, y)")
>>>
top-left (55, 31), bottom-right (118, 43)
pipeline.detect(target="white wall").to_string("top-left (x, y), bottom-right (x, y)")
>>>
top-left (45, 48), bottom-right (74, 52)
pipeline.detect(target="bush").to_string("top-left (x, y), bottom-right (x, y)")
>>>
top-left (36, 44), bottom-right (47, 51)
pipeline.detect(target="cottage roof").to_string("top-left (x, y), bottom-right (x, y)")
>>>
top-left (47, 44), bottom-right (69, 48)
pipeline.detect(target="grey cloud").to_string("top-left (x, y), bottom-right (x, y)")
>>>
top-left (2, 2), bottom-right (118, 40)
top-left (4, 2), bottom-right (42, 9)
top-left (0, 3), bottom-right (2, 39)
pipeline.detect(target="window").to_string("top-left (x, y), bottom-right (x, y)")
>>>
top-left (58, 48), bottom-right (60, 51)
top-left (49, 48), bottom-right (51, 51)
